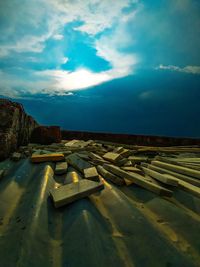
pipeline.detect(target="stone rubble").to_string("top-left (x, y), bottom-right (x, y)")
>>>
top-left (6, 139), bottom-right (200, 207)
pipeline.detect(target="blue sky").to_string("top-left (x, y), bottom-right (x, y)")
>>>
top-left (0, 0), bottom-right (200, 137)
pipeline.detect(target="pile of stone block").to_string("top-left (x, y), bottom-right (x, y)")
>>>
top-left (10, 139), bottom-right (200, 207)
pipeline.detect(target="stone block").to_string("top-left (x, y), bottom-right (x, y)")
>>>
top-left (64, 171), bottom-right (81, 184)
top-left (122, 166), bottom-right (143, 174)
top-left (84, 167), bottom-right (99, 182)
top-left (97, 165), bottom-right (124, 186)
top-left (66, 153), bottom-right (92, 173)
top-left (31, 153), bottom-right (65, 163)
top-left (55, 162), bottom-right (68, 175)
top-left (103, 152), bottom-right (122, 163)
top-left (50, 179), bottom-right (104, 208)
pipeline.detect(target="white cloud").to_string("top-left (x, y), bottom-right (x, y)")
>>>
top-left (61, 57), bottom-right (69, 64)
top-left (35, 69), bottom-right (110, 91)
top-left (0, 0), bottom-right (139, 97)
top-left (0, 0), bottom-right (138, 56)
top-left (156, 64), bottom-right (200, 74)
top-left (53, 34), bottom-right (64, 40)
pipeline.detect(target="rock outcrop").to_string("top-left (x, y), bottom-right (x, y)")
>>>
top-left (30, 126), bottom-right (61, 145)
top-left (0, 98), bottom-right (38, 160)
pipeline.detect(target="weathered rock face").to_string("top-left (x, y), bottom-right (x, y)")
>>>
top-left (0, 98), bottom-right (38, 160)
top-left (30, 126), bottom-right (61, 145)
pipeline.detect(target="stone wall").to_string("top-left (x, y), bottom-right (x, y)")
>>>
top-left (0, 99), bottom-right (38, 160)
top-left (62, 130), bottom-right (200, 146)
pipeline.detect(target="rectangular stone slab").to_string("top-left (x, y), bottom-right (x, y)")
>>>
top-left (128, 156), bottom-right (149, 163)
top-left (55, 162), bottom-right (68, 175)
top-left (97, 165), bottom-right (124, 186)
top-left (103, 164), bottom-right (173, 197)
top-left (31, 153), bottom-right (65, 163)
top-left (64, 171), bottom-right (81, 184)
top-left (66, 153), bottom-right (92, 173)
top-left (84, 167), bottom-right (99, 182)
top-left (141, 166), bottom-right (179, 187)
top-left (145, 163), bottom-right (200, 188)
top-left (152, 160), bottom-right (200, 179)
top-left (121, 166), bottom-right (143, 174)
top-left (50, 179), bottom-right (104, 208)
top-left (103, 152), bottom-right (122, 163)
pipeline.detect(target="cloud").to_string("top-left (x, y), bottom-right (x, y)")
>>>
top-left (156, 64), bottom-right (200, 75)
top-left (0, 0), bottom-right (138, 56)
top-left (0, 0), bottom-right (140, 97)
top-left (53, 34), bottom-right (64, 40)
top-left (61, 57), bottom-right (69, 64)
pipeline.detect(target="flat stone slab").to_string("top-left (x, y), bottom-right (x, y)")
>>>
top-left (84, 167), bottom-right (99, 182)
top-left (50, 179), bottom-right (104, 208)
top-left (113, 147), bottom-right (124, 153)
top-left (64, 171), bottom-right (81, 184)
top-left (55, 162), bottom-right (68, 175)
top-left (31, 153), bottom-right (65, 163)
top-left (103, 164), bottom-right (173, 197)
top-left (66, 153), bottom-right (92, 173)
top-left (121, 166), bottom-right (143, 174)
top-left (97, 165), bottom-right (124, 186)
top-left (128, 156), bottom-right (149, 163)
top-left (103, 152), bottom-right (122, 163)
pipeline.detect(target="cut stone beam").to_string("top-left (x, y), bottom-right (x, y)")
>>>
top-left (64, 171), bottom-right (81, 184)
top-left (31, 153), bottom-right (65, 163)
top-left (113, 147), bottom-right (124, 153)
top-left (50, 179), bottom-right (104, 208)
top-left (103, 164), bottom-right (173, 197)
top-left (88, 152), bottom-right (104, 161)
top-left (103, 152), bottom-right (123, 163)
top-left (115, 158), bottom-right (130, 167)
top-left (121, 166), bottom-right (143, 174)
top-left (97, 165), bottom-right (124, 186)
top-left (177, 163), bottom-right (200, 171)
top-left (66, 153), bottom-right (92, 173)
top-left (155, 156), bottom-right (200, 171)
top-left (145, 163), bottom-right (200, 188)
top-left (141, 166), bottom-right (179, 187)
top-left (176, 180), bottom-right (200, 198)
top-left (128, 156), bottom-right (149, 163)
top-left (84, 167), bottom-right (99, 182)
top-left (55, 162), bottom-right (68, 175)
top-left (151, 160), bottom-right (200, 180)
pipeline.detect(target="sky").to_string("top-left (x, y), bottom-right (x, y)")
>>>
top-left (0, 0), bottom-right (200, 137)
